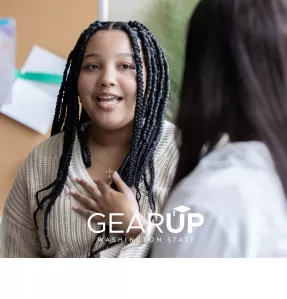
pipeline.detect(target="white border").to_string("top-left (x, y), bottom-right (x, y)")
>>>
top-left (0, 258), bottom-right (286, 299)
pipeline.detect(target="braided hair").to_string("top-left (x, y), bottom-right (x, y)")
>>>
top-left (33, 21), bottom-right (170, 256)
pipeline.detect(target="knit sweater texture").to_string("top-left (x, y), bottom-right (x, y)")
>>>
top-left (0, 121), bottom-right (178, 258)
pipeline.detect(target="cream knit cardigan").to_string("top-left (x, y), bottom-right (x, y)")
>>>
top-left (0, 121), bottom-right (178, 258)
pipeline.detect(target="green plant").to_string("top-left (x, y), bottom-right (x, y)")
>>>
top-left (140, 0), bottom-right (199, 122)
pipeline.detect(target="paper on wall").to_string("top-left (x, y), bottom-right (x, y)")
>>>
top-left (0, 45), bottom-right (66, 134)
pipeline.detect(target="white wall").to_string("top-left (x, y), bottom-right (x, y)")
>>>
top-left (108, 0), bottom-right (152, 22)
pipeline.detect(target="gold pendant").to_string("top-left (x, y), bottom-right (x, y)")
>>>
top-left (106, 168), bottom-right (114, 184)
top-left (106, 168), bottom-right (113, 179)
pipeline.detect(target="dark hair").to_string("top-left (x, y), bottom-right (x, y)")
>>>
top-left (33, 21), bottom-right (170, 257)
top-left (173, 0), bottom-right (287, 194)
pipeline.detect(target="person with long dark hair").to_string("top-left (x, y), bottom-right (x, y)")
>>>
top-left (0, 21), bottom-right (178, 258)
top-left (151, 0), bottom-right (287, 257)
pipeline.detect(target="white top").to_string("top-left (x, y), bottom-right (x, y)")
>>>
top-left (151, 141), bottom-right (287, 257)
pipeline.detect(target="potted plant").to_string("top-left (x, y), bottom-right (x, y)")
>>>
top-left (140, 0), bottom-right (199, 123)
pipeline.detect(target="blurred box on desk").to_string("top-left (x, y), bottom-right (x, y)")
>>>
top-left (0, 18), bottom-right (15, 105)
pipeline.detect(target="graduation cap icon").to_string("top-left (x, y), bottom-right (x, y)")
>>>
top-left (173, 205), bottom-right (191, 216)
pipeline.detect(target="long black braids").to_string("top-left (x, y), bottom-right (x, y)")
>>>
top-left (131, 22), bottom-right (170, 212)
top-left (33, 20), bottom-right (170, 256)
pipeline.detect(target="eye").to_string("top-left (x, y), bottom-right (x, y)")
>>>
top-left (121, 63), bottom-right (134, 70)
top-left (83, 64), bottom-right (99, 70)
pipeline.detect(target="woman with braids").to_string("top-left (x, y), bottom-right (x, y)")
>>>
top-left (0, 21), bottom-right (178, 258)
top-left (151, 0), bottom-right (287, 258)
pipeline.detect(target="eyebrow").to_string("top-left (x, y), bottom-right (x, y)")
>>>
top-left (83, 53), bottom-right (134, 60)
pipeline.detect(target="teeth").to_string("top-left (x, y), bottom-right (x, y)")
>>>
top-left (105, 101), bottom-right (119, 105)
top-left (99, 99), bottom-right (119, 103)
top-left (97, 98), bottom-right (121, 105)
top-left (97, 95), bottom-right (121, 103)
top-left (98, 95), bottom-right (117, 99)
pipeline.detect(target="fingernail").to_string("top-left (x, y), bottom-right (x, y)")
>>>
top-left (113, 171), bottom-right (119, 179)
top-left (76, 178), bottom-right (82, 183)
top-left (70, 190), bottom-right (76, 196)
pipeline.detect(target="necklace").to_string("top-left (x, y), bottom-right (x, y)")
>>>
top-left (83, 123), bottom-right (114, 183)
top-left (93, 155), bottom-right (114, 180)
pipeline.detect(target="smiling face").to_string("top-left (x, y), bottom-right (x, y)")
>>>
top-left (77, 30), bottom-right (146, 131)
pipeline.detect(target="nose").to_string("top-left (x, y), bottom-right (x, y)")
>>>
top-left (98, 66), bottom-right (116, 87)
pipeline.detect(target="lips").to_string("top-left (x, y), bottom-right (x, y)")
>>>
top-left (96, 94), bottom-right (123, 111)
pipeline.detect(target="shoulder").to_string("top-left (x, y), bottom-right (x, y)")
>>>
top-left (155, 120), bottom-right (178, 160)
top-left (170, 141), bottom-right (282, 209)
top-left (165, 141), bottom-right (286, 237)
top-left (22, 132), bottom-right (64, 172)
top-left (154, 120), bottom-right (179, 178)
top-left (160, 120), bottom-right (177, 144)
top-left (154, 141), bottom-right (287, 257)
top-left (31, 132), bottom-right (64, 159)
top-left (149, 121), bottom-right (178, 201)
